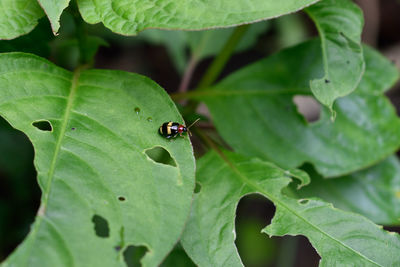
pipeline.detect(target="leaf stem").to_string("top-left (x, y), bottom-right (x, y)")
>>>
top-left (182, 24), bottom-right (250, 115)
top-left (178, 55), bottom-right (198, 93)
top-left (71, 0), bottom-right (93, 67)
top-left (197, 24), bottom-right (250, 90)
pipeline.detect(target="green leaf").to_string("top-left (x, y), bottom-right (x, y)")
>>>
top-left (275, 13), bottom-right (308, 49)
top-left (194, 40), bottom-right (400, 177)
top-left (305, 0), bottom-right (365, 112)
top-left (0, 0), bottom-right (45, 40)
top-left (76, 0), bottom-right (319, 36)
top-left (181, 150), bottom-right (400, 267)
top-left (0, 18), bottom-right (53, 58)
top-left (0, 53), bottom-right (195, 267)
top-left (297, 156), bottom-right (400, 226)
top-left (37, 0), bottom-right (71, 34)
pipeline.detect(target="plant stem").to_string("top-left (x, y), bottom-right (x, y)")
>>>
top-left (182, 24), bottom-right (250, 115)
top-left (197, 24), bottom-right (250, 89)
top-left (178, 55), bottom-right (198, 93)
top-left (193, 128), bottom-right (221, 151)
top-left (71, 0), bottom-right (92, 67)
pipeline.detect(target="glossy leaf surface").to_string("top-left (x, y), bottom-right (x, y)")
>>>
top-left (0, 0), bottom-right (44, 40)
top-left (0, 53), bottom-right (195, 267)
top-left (181, 150), bottom-right (400, 266)
top-left (305, 0), bottom-right (365, 110)
top-left (77, 0), bottom-right (319, 35)
top-left (195, 41), bottom-right (400, 177)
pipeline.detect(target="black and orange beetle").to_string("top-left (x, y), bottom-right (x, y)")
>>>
top-left (159, 119), bottom-right (199, 139)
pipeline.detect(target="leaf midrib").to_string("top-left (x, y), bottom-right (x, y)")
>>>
top-left (215, 150), bottom-right (382, 267)
top-left (22, 68), bottom-right (80, 265)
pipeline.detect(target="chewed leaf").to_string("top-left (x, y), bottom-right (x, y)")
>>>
top-left (0, 53), bottom-right (195, 267)
top-left (305, 0), bottom-right (365, 111)
top-left (77, 0), bottom-right (319, 35)
top-left (181, 150), bottom-right (400, 266)
top-left (195, 40), bottom-right (400, 177)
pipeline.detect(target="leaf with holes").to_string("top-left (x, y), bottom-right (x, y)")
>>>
top-left (305, 0), bottom-right (365, 112)
top-left (296, 156), bottom-right (400, 226)
top-left (189, 40), bottom-right (400, 177)
top-left (181, 150), bottom-right (400, 266)
top-left (37, 0), bottom-right (71, 35)
top-left (76, 0), bottom-right (319, 36)
top-left (0, 53), bottom-right (195, 267)
top-left (0, 0), bottom-right (45, 40)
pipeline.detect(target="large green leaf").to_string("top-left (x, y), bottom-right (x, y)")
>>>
top-left (181, 150), bottom-right (400, 266)
top-left (0, 0), bottom-right (44, 40)
top-left (76, 0), bottom-right (319, 35)
top-left (37, 0), bottom-right (71, 34)
top-left (0, 53), bottom-right (195, 267)
top-left (297, 156), bottom-right (400, 226)
top-left (305, 0), bottom-right (364, 111)
top-left (192, 41), bottom-right (400, 177)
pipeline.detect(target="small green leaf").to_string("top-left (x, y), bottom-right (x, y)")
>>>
top-left (297, 156), bottom-right (400, 226)
top-left (77, 0), bottom-right (319, 35)
top-left (305, 0), bottom-right (365, 111)
top-left (181, 150), bottom-right (400, 267)
top-left (37, 0), bottom-right (71, 34)
top-left (195, 41), bottom-right (400, 177)
top-left (0, 53), bottom-right (195, 267)
top-left (0, 0), bottom-right (45, 40)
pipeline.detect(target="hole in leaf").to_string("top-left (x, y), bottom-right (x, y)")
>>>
top-left (235, 194), bottom-right (277, 266)
top-left (123, 245), bottom-right (148, 267)
top-left (118, 196), bottom-right (126, 202)
top-left (293, 95), bottom-right (321, 123)
top-left (0, 117), bottom-right (39, 259)
top-left (235, 194), bottom-right (320, 266)
top-left (92, 215), bottom-right (110, 238)
top-left (194, 182), bottom-right (202, 193)
top-left (298, 199), bottom-right (309, 205)
top-left (161, 243), bottom-right (196, 266)
top-left (32, 120), bottom-right (52, 131)
top-left (144, 146), bottom-right (177, 167)
top-left (134, 107), bottom-right (140, 115)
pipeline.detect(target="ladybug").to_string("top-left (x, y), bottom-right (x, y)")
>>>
top-left (159, 119), bottom-right (199, 139)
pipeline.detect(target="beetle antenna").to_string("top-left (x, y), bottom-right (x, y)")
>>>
top-left (187, 118), bottom-right (200, 129)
